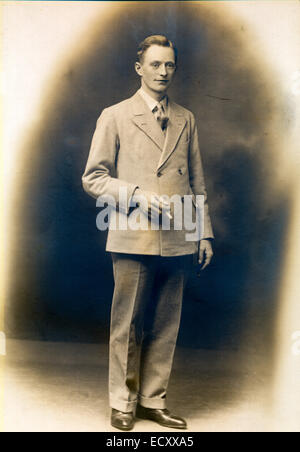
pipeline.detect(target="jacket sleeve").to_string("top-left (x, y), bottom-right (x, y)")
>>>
top-left (188, 113), bottom-right (214, 240)
top-left (82, 108), bottom-right (138, 214)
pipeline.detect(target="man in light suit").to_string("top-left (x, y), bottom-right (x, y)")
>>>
top-left (82, 35), bottom-right (214, 431)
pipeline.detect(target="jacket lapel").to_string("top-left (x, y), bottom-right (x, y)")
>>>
top-left (131, 92), bottom-right (165, 152)
top-left (157, 101), bottom-right (187, 170)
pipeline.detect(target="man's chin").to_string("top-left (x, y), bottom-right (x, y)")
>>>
top-left (152, 85), bottom-right (168, 94)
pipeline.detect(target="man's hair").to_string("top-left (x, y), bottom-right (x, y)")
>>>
top-left (137, 35), bottom-right (178, 64)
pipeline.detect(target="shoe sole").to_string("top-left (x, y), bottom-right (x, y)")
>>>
top-left (111, 422), bottom-right (134, 431)
top-left (136, 414), bottom-right (187, 430)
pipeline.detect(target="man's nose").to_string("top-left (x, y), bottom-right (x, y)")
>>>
top-left (160, 65), bottom-right (168, 77)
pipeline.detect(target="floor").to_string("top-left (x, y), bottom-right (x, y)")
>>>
top-left (0, 339), bottom-right (297, 432)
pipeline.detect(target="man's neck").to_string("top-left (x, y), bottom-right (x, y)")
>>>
top-left (141, 82), bottom-right (167, 102)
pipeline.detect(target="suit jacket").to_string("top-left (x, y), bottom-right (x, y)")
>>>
top-left (82, 90), bottom-right (213, 256)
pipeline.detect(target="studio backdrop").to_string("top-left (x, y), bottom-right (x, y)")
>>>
top-left (6, 2), bottom-right (290, 371)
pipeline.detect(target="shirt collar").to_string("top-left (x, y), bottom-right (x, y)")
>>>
top-left (138, 87), bottom-right (168, 113)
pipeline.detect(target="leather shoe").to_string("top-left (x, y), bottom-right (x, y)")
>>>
top-left (111, 409), bottom-right (135, 431)
top-left (136, 404), bottom-right (187, 429)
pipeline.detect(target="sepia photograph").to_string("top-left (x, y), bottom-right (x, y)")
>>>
top-left (1, 0), bottom-right (300, 435)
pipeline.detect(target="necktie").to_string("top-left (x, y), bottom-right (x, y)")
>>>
top-left (153, 102), bottom-right (169, 132)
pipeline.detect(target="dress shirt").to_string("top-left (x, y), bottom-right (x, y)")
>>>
top-left (138, 87), bottom-right (169, 115)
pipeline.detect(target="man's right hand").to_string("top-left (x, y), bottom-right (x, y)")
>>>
top-left (131, 189), bottom-right (171, 218)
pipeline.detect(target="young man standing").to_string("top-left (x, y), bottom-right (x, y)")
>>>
top-left (82, 35), bottom-right (214, 431)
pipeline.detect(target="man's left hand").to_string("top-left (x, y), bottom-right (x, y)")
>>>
top-left (198, 240), bottom-right (214, 270)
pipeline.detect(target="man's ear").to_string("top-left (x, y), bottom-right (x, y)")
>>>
top-left (135, 61), bottom-right (142, 77)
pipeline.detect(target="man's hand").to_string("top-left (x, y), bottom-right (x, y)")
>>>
top-left (198, 239), bottom-right (214, 270)
top-left (131, 189), bottom-right (172, 218)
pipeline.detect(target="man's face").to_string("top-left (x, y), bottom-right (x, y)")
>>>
top-left (135, 45), bottom-right (176, 96)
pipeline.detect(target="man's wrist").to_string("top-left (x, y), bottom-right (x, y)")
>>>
top-left (200, 238), bottom-right (214, 244)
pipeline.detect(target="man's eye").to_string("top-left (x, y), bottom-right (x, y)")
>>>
top-left (167, 63), bottom-right (175, 69)
top-left (152, 63), bottom-right (160, 68)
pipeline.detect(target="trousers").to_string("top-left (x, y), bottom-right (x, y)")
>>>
top-left (109, 252), bottom-right (190, 412)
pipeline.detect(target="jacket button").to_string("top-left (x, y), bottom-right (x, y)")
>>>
top-left (157, 172), bottom-right (162, 177)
